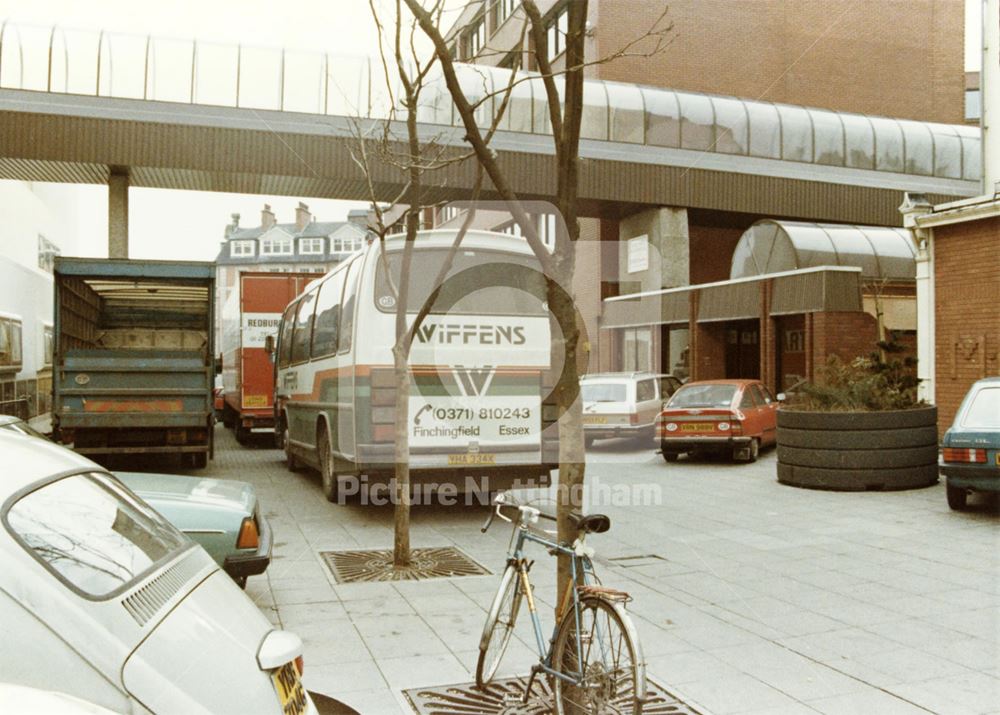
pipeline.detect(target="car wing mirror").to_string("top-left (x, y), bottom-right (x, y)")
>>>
top-left (776, 392), bottom-right (786, 402)
top-left (264, 334), bottom-right (275, 362)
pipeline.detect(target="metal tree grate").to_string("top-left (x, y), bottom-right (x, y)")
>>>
top-left (404, 675), bottom-right (701, 714)
top-left (319, 546), bottom-right (491, 583)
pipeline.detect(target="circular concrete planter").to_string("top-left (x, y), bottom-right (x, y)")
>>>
top-left (776, 406), bottom-right (938, 491)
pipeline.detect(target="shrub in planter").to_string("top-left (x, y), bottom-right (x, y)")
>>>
top-left (777, 343), bottom-right (938, 491)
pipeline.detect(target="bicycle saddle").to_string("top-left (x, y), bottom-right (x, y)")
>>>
top-left (568, 512), bottom-right (611, 534)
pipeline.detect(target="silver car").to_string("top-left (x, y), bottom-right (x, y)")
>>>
top-left (0, 430), bottom-right (316, 715)
top-left (581, 372), bottom-right (676, 446)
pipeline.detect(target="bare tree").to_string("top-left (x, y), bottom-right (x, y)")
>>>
top-left (350, 0), bottom-right (527, 570)
top-left (403, 0), bottom-right (672, 594)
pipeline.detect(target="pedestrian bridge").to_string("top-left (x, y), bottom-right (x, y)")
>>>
top-left (0, 21), bottom-right (980, 225)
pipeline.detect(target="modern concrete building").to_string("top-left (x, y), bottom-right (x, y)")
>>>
top-left (213, 203), bottom-right (371, 355)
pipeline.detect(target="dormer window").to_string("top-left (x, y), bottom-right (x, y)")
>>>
top-left (260, 237), bottom-right (293, 255)
top-left (230, 240), bottom-right (255, 257)
top-left (299, 238), bottom-right (325, 254)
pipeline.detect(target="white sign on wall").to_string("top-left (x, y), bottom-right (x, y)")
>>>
top-left (627, 235), bottom-right (649, 273)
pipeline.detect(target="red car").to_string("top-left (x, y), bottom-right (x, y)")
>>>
top-left (656, 379), bottom-right (782, 463)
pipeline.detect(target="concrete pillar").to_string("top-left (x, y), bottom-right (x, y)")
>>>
top-left (618, 207), bottom-right (689, 293)
top-left (108, 168), bottom-right (130, 259)
top-left (900, 193), bottom-right (935, 404)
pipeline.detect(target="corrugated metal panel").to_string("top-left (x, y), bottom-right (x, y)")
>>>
top-left (823, 271), bottom-right (864, 312)
top-left (771, 270), bottom-right (862, 314)
top-left (602, 290), bottom-right (689, 328)
top-left (698, 281), bottom-right (760, 322)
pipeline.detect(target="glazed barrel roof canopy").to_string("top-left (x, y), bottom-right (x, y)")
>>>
top-left (730, 220), bottom-right (917, 281)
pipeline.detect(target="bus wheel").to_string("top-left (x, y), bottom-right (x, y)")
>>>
top-left (283, 424), bottom-right (300, 472)
top-left (318, 427), bottom-right (339, 503)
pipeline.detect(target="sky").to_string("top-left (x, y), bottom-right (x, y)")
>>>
top-left (0, 0), bottom-right (984, 260)
top-left (0, 0), bottom-right (464, 260)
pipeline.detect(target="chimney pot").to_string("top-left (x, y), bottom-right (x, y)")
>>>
top-left (295, 202), bottom-right (312, 232)
top-left (261, 204), bottom-right (276, 230)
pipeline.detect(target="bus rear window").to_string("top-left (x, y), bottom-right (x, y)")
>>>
top-left (5, 473), bottom-right (189, 598)
top-left (374, 249), bottom-right (546, 316)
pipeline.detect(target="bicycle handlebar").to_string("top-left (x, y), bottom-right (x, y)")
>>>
top-left (481, 492), bottom-right (558, 534)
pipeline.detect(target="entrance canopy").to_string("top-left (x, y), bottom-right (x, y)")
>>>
top-left (730, 220), bottom-right (916, 281)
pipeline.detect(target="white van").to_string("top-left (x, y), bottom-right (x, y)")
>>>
top-left (580, 372), bottom-right (669, 446)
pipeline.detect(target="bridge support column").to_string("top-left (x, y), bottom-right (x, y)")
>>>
top-left (617, 207), bottom-right (689, 292)
top-left (108, 168), bottom-right (130, 259)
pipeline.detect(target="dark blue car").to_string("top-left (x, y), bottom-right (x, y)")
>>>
top-left (940, 377), bottom-right (1000, 510)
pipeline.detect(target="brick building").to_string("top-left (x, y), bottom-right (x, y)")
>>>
top-left (438, 0), bottom-right (966, 391)
top-left (903, 198), bottom-right (1000, 433)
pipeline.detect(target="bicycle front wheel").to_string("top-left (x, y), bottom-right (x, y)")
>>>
top-left (475, 563), bottom-right (523, 689)
top-left (551, 595), bottom-right (645, 714)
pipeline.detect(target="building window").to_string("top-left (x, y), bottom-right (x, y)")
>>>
top-left (42, 325), bottom-right (54, 367)
top-left (492, 0), bottom-right (519, 29)
top-left (537, 213), bottom-right (557, 248)
top-left (467, 16), bottom-right (486, 57)
top-left (546, 5), bottom-right (569, 61)
top-left (621, 327), bottom-right (651, 372)
top-left (260, 237), bottom-right (292, 255)
top-left (965, 89), bottom-right (981, 122)
top-left (230, 240), bottom-right (255, 257)
top-left (299, 238), bottom-right (325, 254)
top-left (330, 236), bottom-right (362, 253)
top-left (0, 317), bottom-right (23, 371)
top-left (38, 235), bottom-right (60, 273)
top-left (439, 205), bottom-right (461, 223)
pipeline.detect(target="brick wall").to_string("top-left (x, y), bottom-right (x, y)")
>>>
top-left (693, 322), bottom-right (728, 380)
top-left (811, 311), bottom-right (880, 368)
top-left (594, 0), bottom-right (963, 124)
top-left (934, 217), bottom-right (1000, 432)
top-left (688, 224), bottom-right (744, 285)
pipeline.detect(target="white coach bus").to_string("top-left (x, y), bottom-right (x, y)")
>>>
top-left (273, 230), bottom-right (557, 501)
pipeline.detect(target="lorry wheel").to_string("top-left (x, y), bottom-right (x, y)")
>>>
top-left (235, 424), bottom-right (248, 445)
top-left (318, 427), bottom-right (339, 503)
top-left (662, 450), bottom-right (679, 463)
top-left (191, 452), bottom-right (208, 469)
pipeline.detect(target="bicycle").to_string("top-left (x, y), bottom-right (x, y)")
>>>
top-left (476, 492), bottom-right (647, 714)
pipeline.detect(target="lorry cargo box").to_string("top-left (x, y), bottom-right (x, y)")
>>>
top-left (52, 258), bottom-right (215, 467)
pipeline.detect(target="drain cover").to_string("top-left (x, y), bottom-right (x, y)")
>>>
top-left (404, 676), bottom-right (701, 714)
top-left (320, 546), bottom-right (491, 583)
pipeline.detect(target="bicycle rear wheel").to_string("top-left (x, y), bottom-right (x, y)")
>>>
top-left (475, 563), bottom-right (523, 689)
top-left (551, 595), bottom-right (645, 714)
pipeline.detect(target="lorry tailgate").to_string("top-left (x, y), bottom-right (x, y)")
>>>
top-left (57, 349), bottom-right (210, 428)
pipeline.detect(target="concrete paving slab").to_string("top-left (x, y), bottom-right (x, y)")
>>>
top-left (195, 426), bottom-right (999, 713)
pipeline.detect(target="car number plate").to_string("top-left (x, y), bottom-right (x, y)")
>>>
top-left (448, 453), bottom-right (496, 465)
top-left (583, 416), bottom-right (607, 425)
top-left (272, 661), bottom-right (308, 715)
top-left (681, 423), bottom-right (715, 432)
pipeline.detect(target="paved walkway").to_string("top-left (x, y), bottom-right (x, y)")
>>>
top-left (199, 426), bottom-right (999, 715)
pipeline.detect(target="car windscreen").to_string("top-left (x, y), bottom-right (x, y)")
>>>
top-left (961, 386), bottom-right (1000, 429)
top-left (668, 384), bottom-right (737, 408)
top-left (581, 382), bottom-right (627, 403)
top-left (4, 472), bottom-right (190, 598)
top-left (374, 248), bottom-right (546, 316)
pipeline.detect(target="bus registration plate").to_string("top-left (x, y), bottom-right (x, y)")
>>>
top-left (448, 453), bottom-right (497, 465)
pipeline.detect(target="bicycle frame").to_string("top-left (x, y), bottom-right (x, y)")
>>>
top-left (507, 521), bottom-right (596, 686)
